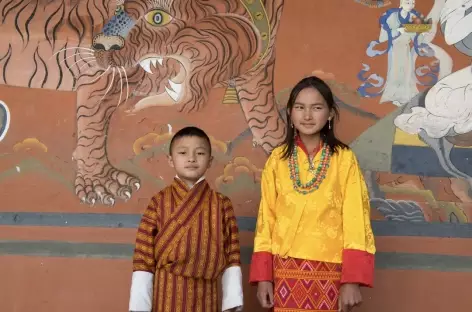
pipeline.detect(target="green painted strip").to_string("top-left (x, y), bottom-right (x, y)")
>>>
top-left (0, 241), bottom-right (134, 259)
top-left (0, 240), bottom-right (253, 263)
top-left (1, 241), bottom-right (472, 272)
top-left (375, 252), bottom-right (472, 272)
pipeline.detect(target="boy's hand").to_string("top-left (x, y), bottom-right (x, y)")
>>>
top-left (257, 281), bottom-right (274, 308)
top-left (338, 283), bottom-right (362, 312)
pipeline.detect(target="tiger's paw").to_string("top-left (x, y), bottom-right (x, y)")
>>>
top-left (75, 165), bottom-right (140, 206)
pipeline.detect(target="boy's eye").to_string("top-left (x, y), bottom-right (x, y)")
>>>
top-left (198, 152), bottom-right (205, 155)
top-left (178, 151), bottom-right (186, 155)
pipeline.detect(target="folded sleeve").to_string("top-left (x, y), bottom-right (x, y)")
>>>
top-left (222, 266), bottom-right (244, 311)
top-left (249, 152), bottom-right (278, 284)
top-left (129, 271), bottom-right (154, 312)
top-left (340, 151), bottom-right (376, 287)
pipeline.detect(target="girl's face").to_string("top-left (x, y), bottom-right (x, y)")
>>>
top-left (290, 87), bottom-right (332, 137)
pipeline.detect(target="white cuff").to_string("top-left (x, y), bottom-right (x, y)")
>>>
top-left (129, 271), bottom-right (154, 312)
top-left (221, 266), bottom-right (244, 311)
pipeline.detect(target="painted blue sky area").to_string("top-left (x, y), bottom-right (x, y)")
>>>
top-left (392, 145), bottom-right (472, 177)
top-left (0, 100), bottom-right (10, 142)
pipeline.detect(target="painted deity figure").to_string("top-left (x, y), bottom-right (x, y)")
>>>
top-left (358, 0), bottom-right (432, 106)
top-left (394, 0), bottom-right (472, 187)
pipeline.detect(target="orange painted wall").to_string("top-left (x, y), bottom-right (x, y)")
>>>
top-left (2, 236), bottom-right (472, 311)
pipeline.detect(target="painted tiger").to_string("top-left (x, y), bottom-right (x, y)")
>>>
top-left (0, 0), bottom-right (286, 205)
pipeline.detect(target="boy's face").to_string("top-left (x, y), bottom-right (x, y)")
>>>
top-left (168, 136), bottom-right (213, 186)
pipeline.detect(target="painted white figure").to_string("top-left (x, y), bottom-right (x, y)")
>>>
top-left (358, 0), bottom-right (451, 106)
top-left (380, 0), bottom-right (422, 105)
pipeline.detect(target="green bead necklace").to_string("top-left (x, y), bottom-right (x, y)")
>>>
top-left (288, 141), bottom-right (331, 194)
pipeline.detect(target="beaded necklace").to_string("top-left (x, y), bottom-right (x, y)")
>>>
top-left (288, 140), bottom-right (332, 194)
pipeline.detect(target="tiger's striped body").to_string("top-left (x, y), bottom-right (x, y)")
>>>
top-left (0, 0), bottom-right (107, 90)
top-left (0, 0), bottom-right (286, 205)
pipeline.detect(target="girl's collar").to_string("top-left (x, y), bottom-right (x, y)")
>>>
top-left (295, 135), bottom-right (322, 156)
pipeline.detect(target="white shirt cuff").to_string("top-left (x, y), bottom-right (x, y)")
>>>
top-left (221, 265), bottom-right (244, 311)
top-left (129, 271), bottom-right (154, 312)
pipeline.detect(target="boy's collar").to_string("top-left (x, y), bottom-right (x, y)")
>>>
top-left (174, 175), bottom-right (206, 189)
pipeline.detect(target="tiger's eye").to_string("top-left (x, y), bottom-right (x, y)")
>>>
top-left (145, 10), bottom-right (173, 26)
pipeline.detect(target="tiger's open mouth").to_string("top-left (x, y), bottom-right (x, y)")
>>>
top-left (137, 54), bottom-right (188, 103)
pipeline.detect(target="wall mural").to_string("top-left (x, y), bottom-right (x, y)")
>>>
top-left (357, 0), bottom-right (450, 106)
top-left (355, 0), bottom-right (393, 8)
top-left (353, 0), bottom-right (472, 223)
top-left (0, 101), bottom-right (10, 142)
top-left (394, 0), bottom-right (472, 184)
top-left (0, 0), bottom-right (470, 225)
top-left (0, 0), bottom-right (286, 206)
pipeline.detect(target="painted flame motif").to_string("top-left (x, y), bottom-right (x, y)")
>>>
top-left (13, 138), bottom-right (48, 153)
top-left (215, 157), bottom-right (262, 187)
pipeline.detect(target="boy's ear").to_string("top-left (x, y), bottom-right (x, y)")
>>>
top-left (167, 154), bottom-right (174, 168)
top-left (208, 155), bottom-right (214, 168)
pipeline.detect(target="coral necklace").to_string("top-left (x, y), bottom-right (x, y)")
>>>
top-left (288, 140), bottom-right (331, 194)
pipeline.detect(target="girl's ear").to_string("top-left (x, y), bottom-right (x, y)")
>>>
top-left (329, 109), bottom-right (335, 120)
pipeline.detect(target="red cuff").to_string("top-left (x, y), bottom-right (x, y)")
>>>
top-left (341, 249), bottom-right (375, 287)
top-left (249, 251), bottom-right (273, 284)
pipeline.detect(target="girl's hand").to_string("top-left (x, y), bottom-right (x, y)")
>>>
top-left (257, 281), bottom-right (274, 308)
top-left (338, 283), bottom-right (362, 312)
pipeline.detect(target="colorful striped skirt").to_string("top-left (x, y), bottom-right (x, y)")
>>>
top-left (273, 255), bottom-right (342, 312)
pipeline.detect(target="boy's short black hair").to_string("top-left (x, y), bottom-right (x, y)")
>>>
top-left (169, 126), bottom-right (212, 154)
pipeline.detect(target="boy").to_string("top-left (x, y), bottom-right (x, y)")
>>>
top-left (129, 126), bottom-right (244, 312)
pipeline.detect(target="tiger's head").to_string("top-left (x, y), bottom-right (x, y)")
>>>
top-left (91, 0), bottom-right (262, 112)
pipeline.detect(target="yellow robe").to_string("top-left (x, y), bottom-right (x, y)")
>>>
top-left (250, 143), bottom-right (376, 286)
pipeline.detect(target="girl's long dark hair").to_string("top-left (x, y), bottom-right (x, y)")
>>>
top-left (281, 76), bottom-right (349, 159)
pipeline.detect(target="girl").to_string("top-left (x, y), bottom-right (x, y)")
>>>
top-left (249, 76), bottom-right (375, 312)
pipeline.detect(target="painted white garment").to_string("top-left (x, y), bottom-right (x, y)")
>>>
top-left (441, 0), bottom-right (472, 45)
top-left (395, 65), bottom-right (472, 137)
top-left (378, 9), bottom-right (420, 105)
